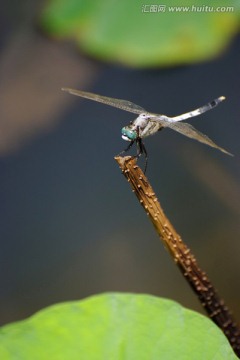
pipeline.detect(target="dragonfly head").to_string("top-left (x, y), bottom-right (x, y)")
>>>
top-left (121, 126), bottom-right (138, 141)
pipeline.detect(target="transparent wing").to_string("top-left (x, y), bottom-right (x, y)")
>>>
top-left (171, 96), bottom-right (225, 122)
top-left (149, 117), bottom-right (233, 156)
top-left (62, 88), bottom-right (146, 115)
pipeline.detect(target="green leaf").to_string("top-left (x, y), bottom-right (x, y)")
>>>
top-left (40, 0), bottom-right (240, 67)
top-left (0, 293), bottom-right (237, 359)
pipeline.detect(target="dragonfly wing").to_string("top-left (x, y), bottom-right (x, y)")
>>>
top-left (62, 88), bottom-right (146, 115)
top-left (161, 120), bottom-right (233, 156)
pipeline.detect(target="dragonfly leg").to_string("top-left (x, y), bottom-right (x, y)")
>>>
top-left (119, 140), bottom-right (135, 155)
top-left (136, 138), bottom-right (148, 174)
top-left (119, 123), bottom-right (148, 173)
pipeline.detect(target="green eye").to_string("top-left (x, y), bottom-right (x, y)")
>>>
top-left (121, 127), bottom-right (137, 140)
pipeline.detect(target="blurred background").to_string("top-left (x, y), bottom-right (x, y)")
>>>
top-left (0, 0), bottom-right (239, 326)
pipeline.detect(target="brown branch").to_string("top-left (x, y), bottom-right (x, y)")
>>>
top-left (115, 155), bottom-right (240, 357)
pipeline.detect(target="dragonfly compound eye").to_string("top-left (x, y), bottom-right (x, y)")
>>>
top-left (121, 127), bottom-right (138, 141)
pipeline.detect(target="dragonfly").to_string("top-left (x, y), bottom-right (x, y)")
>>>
top-left (62, 88), bottom-right (233, 172)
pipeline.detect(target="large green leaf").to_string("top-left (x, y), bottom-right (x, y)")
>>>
top-left (0, 293), bottom-right (237, 359)
top-left (40, 0), bottom-right (239, 67)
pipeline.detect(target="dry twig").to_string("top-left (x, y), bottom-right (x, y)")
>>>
top-left (115, 155), bottom-right (240, 357)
